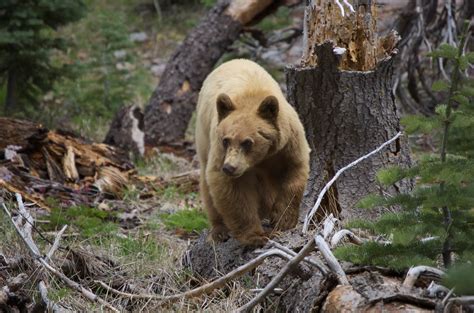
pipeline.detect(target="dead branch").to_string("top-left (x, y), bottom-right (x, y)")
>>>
top-left (95, 249), bottom-right (292, 302)
top-left (330, 229), bottom-right (364, 248)
top-left (314, 234), bottom-right (349, 286)
top-left (303, 132), bottom-right (403, 233)
top-left (1, 194), bottom-right (121, 313)
top-left (238, 239), bottom-right (317, 312)
top-left (321, 213), bottom-right (337, 240)
top-left (444, 296), bottom-right (474, 313)
top-left (403, 265), bottom-right (445, 289)
top-left (368, 293), bottom-right (437, 309)
top-left (268, 240), bottom-right (328, 274)
top-left (46, 225), bottom-right (67, 261)
top-left (38, 281), bottom-right (61, 312)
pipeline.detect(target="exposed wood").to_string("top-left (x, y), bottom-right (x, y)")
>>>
top-left (0, 117), bottom-right (134, 210)
top-left (302, 0), bottom-right (399, 70)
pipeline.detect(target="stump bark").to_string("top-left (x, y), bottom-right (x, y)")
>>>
top-left (143, 0), bottom-right (301, 147)
top-left (287, 42), bottom-right (412, 223)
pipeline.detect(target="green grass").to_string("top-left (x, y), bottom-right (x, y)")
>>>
top-left (160, 208), bottom-right (208, 232)
top-left (47, 205), bottom-right (118, 238)
top-left (116, 234), bottom-right (166, 260)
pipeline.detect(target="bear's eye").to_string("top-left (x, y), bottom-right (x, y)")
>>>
top-left (241, 139), bottom-right (253, 152)
top-left (222, 138), bottom-right (230, 149)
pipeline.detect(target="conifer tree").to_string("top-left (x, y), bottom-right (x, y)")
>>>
top-left (335, 21), bottom-right (474, 274)
top-left (0, 0), bottom-right (86, 114)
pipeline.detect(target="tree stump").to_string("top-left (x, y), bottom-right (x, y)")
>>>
top-left (104, 105), bottom-right (145, 156)
top-left (287, 1), bottom-right (412, 224)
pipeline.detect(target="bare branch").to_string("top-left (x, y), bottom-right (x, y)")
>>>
top-left (268, 240), bottom-right (328, 274)
top-left (322, 214), bottom-right (337, 240)
top-left (238, 239), bottom-right (317, 312)
top-left (402, 265), bottom-right (445, 289)
top-left (38, 281), bottom-right (62, 312)
top-left (303, 132), bottom-right (403, 233)
top-left (330, 229), bottom-right (364, 248)
top-left (46, 225), bottom-right (67, 261)
top-left (369, 293), bottom-right (437, 309)
top-left (314, 235), bottom-right (349, 285)
top-left (444, 296), bottom-right (474, 313)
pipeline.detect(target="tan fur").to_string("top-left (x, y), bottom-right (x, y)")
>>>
top-left (196, 59), bottom-right (310, 246)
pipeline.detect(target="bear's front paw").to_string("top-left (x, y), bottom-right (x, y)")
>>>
top-left (237, 233), bottom-right (268, 247)
top-left (207, 225), bottom-right (230, 242)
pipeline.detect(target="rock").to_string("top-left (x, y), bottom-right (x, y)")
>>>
top-left (129, 32), bottom-right (148, 43)
top-left (286, 37), bottom-right (303, 64)
top-left (113, 50), bottom-right (127, 59)
top-left (261, 49), bottom-right (285, 66)
top-left (116, 62), bottom-right (134, 71)
top-left (151, 64), bottom-right (166, 77)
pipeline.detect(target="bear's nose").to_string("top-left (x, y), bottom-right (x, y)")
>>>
top-left (222, 164), bottom-right (236, 175)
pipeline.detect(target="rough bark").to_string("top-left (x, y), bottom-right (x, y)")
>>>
top-left (142, 0), bottom-right (300, 147)
top-left (287, 42), bottom-right (412, 222)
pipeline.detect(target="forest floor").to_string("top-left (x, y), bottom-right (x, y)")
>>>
top-left (0, 1), bottom-right (414, 311)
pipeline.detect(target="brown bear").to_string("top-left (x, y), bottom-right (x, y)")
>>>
top-left (195, 59), bottom-right (310, 246)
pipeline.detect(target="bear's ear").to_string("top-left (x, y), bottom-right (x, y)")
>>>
top-left (216, 93), bottom-right (235, 122)
top-left (258, 96), bottom-right (279, 122)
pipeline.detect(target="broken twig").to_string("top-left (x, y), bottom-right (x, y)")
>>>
top-left (315, 234), bottom-right (349, 285)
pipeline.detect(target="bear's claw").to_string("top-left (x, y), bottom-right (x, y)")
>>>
top-left (208, 226), bottom-right (230, 242)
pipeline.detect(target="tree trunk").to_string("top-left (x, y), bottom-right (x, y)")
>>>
top-left (5, 68), bottom-right (17, 115)
top-left (143, 0), bottom-right (299, 147)
top-left (287, 1), bottom-right (412, 224)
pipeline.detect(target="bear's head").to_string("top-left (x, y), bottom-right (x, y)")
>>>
top-left (215, 93), bottom-right (280, 178)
